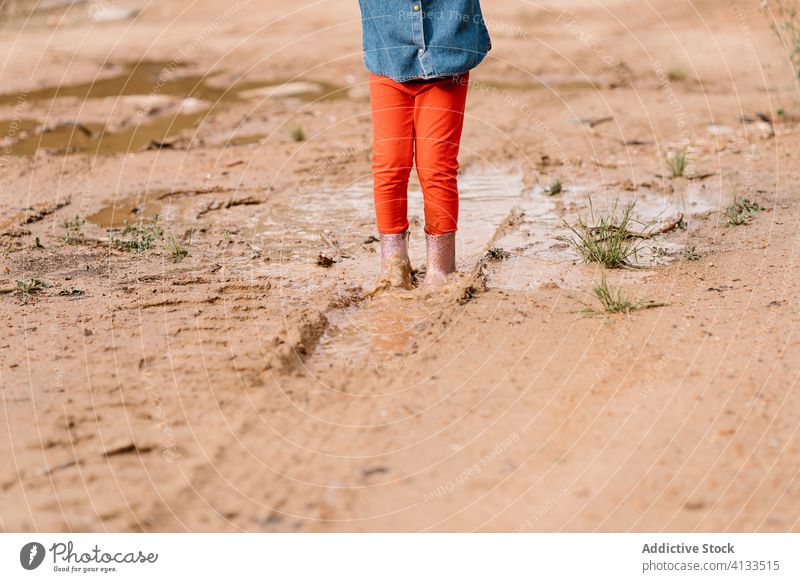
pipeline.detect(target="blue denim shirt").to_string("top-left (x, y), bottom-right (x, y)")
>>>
top-left (358, 0), bottom-right (491, 82)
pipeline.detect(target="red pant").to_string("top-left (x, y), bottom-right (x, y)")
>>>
top-left (369, 72), bottom-right (469, 236)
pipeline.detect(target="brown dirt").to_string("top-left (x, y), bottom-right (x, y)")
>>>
top-left (1, 0), bottom-right (799, 532)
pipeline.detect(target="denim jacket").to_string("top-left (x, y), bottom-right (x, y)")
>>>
top-left (358, 0), bottom-right (491, 82)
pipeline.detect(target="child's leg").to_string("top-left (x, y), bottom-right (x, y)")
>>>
top-left (412, 74), bottom-right (469, 288)
top-left (368, 74), bottom-right (415, 234)
top-left (368, 74), bottom-right (415, 290)
top-left (413, 74), bottom-right (469, 236)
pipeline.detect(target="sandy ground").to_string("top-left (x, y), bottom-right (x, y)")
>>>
top-left (1, 0), bottom-right (800, 532)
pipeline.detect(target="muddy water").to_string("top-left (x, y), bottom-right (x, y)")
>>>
top-left (313, 294), bottom-right (431, 379)
top-left (309, 170), bottom-right (528, 372)
top-left (309, 172), bottom-right (721, 370)
top-left (488, 180), bottom-right (721, 291)
top-left (84, 169), bottom-right (720, 370)
top-left (0, 61), bottom-right (342, 155)
top-left (104, 169), bottom-right (529, 373)
top-left (0, 0), bottom-right (81, 19)
top-left (3, 115), bottom-right (210, 156)
top-left (87, 193), bottom-right (163, 229)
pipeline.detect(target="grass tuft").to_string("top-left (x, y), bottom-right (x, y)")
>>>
top-left (586, 274), bottom-right (668, 315)
top-left (668, 67), bottom-right (689, 82)
top-left (667, 149), bottom-right (688, 178)
top-left (683, 245), bottom-right (701, 261)
top-left (557, 198), bottom-right (652, 269)
top-left (291, 125), bottom-right (306, 142)
top-left (543, 179), bottom-right (563, 196)
top-left (165, 233), bottom-right (189, 261)
top-left (60, 215), bottom-right (85, 244)
top-left (111, 215), bottom-right (163, 252)
top-left (16, 279), bottom-right (49, 304)
top-left (591, 275), bottom-right (639, 314)
top-left (723, 198), bottom-right (764, 226)
top-left (764, 0), bottom-right (800, 80)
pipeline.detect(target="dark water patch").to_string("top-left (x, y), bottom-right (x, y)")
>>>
top-left (0, 62), bottom-right (225, 106)
top-left (0, 61), bottom-right (344, 156)
top-left (87, 193), bottom-right (162, 229)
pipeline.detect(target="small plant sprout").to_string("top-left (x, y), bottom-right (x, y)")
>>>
top-left (591, 275), bottom-right (638, 314)
top-left (683, 246), bottom-right (701, 261)
top-left (16, 279), bottom-right (49, 304)
top-left (165, 233), bottom-right (189, 261)
top-left (291, 125), bottom-right (306, 142)
top-left (587, 274), bottom-right (668, 315)
top-left (650, 246), bottom-right (670, 259)
top-left (764, 0), bottom-right (800, 80)
top-left (60, 215), bottom-right (85, 244)
top-left (668, 67), bottom-right (689, 82)
top-left (111, 214), bottom-right (163, 252)
top-left (667, 149), bottom-right (688, 178)
top-left (557, 198), bottom-right (652, 269)
top-left (723, 198), bottom-right (764, 226)
top-left (544, 179), bottom-right (563, 196)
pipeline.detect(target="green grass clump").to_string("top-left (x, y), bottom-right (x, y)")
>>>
top-left (291, 125), bottom-right (306, 142)
top-left (60, 215), bottom-right (85, 244)
top-left (16, 279), bottom-right (49, 304)
top-left (683, 245), bottom-right (701, 261)
top-left (668, 67), bottom-right (689, 82)
top-left (723, 198), bottom-right (764, 226)
top-left (667, 149), bottom-right (688, 178)
top-left (111, 215), bottom-right (163, 252)
top-left (586, 274), bottom-right (667, 315)
top-left (591, 275), bottom-right (639, 314)
top-left (557, 199), bottom-right (651, 269)
top-left (165, 233), bottom-right (189, 261)
top-left (543, 179), bottom-right (563, 196)
top-left (650, 246), bottom-right (669, 259)
top-left (764, 0), bottom-right (800, 79)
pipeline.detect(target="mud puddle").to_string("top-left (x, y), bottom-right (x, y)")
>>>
top-left (303, 170), bottom-right (528, 372)
top-left (0, 61), bottom-right (343, 155)
top-left (305, 171), bottom-right (721, 371)
top-left (84, 170), bottom-right (719, 371)
top-left (487, 180), bottom-right (721, 291)
top-left (311, 293), bottom-right (429, 378)
top-left (153, 169), bottom-right (529, 373)
top-left (87, 193), bottom-right (165, 229)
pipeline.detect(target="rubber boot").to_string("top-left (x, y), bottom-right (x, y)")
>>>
top-left (423, 231), bottom-right (456, 288)
top-left (374, 232), bottom-right (413, 291)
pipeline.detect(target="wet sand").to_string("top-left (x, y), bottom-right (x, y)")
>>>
top-left (1, 0), bottom-right (800, 532)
